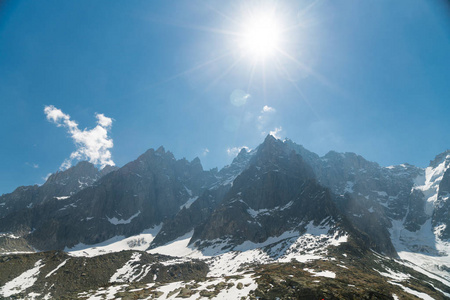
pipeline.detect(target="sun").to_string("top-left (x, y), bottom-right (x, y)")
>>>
top-left (239, 11), bottom-right (283, 59)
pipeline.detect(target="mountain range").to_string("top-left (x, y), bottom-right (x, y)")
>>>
top-left (1, 135), bottom-right (449, 299)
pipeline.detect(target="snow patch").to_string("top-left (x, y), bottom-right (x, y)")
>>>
top-left (66, 225), bottom-right (161, 257)
top-left (110, 253), bottom-right (151, 283)
top-left (247, 201), bottom-right (294, 217)
top-left (374, 267), bottom-right (410, 281)
top-left (0, 259), bottom-right (44, 297)
top-left (388, 281), bottom-right (435, 300)
top-left (234, 230), bottom-right (299, 252)
top-left (434, 224), bottom-right (447, 238)
top-left (45, 259), bottom-right (69, 278)
top-left (147, 231), bottom-right (203, 258)
top-left (207, 250), bottom-right (269, 277)
top-left (304, 268), bottom-right (336, 278)
top-left (184, 186), bottom-right (192, 196)
top-left (344, 181), bottom-right (354, 193)
top-left (107, 210), bottom-right (141, 225)
top-left (91, 273), bottom-right (258, 300)
top-left (180, 196), bottom-right (199, 210)
top-left (373, 190), bottom-right (387, 197)
top-left (0, 233), bottom-right (20, 239)
top-left (78, 284), bottom-right (126, 300)
top-left (414, 158), bottom-right (449, 216)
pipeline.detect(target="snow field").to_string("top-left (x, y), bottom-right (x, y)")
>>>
top-left (66, 224), bottom-right (161, 257)
top-left (79, 273), bottom-right (257, 300)
top-left (388, 281), bottom-right (435, 300)
top-left (0, 259), bottom-right (44, 297)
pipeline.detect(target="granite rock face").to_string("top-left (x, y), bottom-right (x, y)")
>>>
top-left (0, 161), bottom-right (117, 252)
top-left (190, 136), bottom-right (325, 245)
top-left (2, 137), bottom-right (450, 299)
top-left (1, 136), bottom-right (450, 265)
top-left (181, 136), bottom-right (391, 255)
top-left (29, 147), bottom-right (216, 250)
top-left (150, 145), bottom-right (256, 248)
top-left (0, 161), bottom-right (114, 220)
top-left (0, 147), bottom-right (215, 250)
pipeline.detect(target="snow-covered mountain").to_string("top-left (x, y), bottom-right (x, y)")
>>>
top-left (1, 136), bottom-right (450, 299)
top-left (390, 151), bottom-right (450, 281)
top-left (285, 138), bottom-right (450, 281)
top-left (291, 142), bottom-right (450, 281)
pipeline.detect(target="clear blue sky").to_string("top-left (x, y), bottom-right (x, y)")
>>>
top-left (1, 0), bottom-right (450, 195)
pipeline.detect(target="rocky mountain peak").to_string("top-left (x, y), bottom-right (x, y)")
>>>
top-left (131, 147), bottom-right (176, 169)
top-left (248, 136), bottom-right (315, 182)
top-left (238, 146), bottom-right (248, 155)
top-left (429, 149), bottom-right (450, 169)
top-left (230, 147), bottom-right (250, 165)
top-left (0, 161), bottom-right (111, 222)
top-left (99, 164), bottom-right (119, 177)
top-left (191, 156), bottom-right (202, 167)
top-left (253, 135), bottom-right (288, 162)
top-left (41, 161), bottom-right (103, 197)
top-left (189, 136), bottom-right (350, 252)
top-left (260, 134), bottom-right (281, 149)
top-left (156, 145), bottom-right (166, 154)
top-left (44, 161), bottom-right (98, 185)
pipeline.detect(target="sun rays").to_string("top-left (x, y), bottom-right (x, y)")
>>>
top-left (139, 1), bottom-right (328, 116)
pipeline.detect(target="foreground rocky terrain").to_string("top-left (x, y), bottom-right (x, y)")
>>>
top-left (1, 135), bottom-right (450, 299)
top-left (1, 242), bottom-right (449, 299)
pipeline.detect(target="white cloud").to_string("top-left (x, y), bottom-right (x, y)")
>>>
top-left (202, 148), bottom-right (210, 156)
top-left (44, 105), bottom-right (115, 170)
top-left (44, 106), bottom-right (68, 125)
top-left (269, 126), bottom-right (283, 139)
top-left (262, 105), bottom-right (276, 113)
top-left (227, 146), bottom-right (250, 157)
top-left (60, 158), bottom-right (73, 171)
top-left (96, 113), bottom-right (113, 128)
top-left (25, 162), bottom-right (39, 169)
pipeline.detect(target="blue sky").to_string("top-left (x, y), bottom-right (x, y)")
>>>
top-left (1, 0), bottom-right (450, 195)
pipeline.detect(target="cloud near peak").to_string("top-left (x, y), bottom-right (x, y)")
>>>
top-left (227, 146), bottom-right (250, 157)
top-left (269, 127), bottom-right (283, 139)
top-left (44, 105), bottom-right (115, 170)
